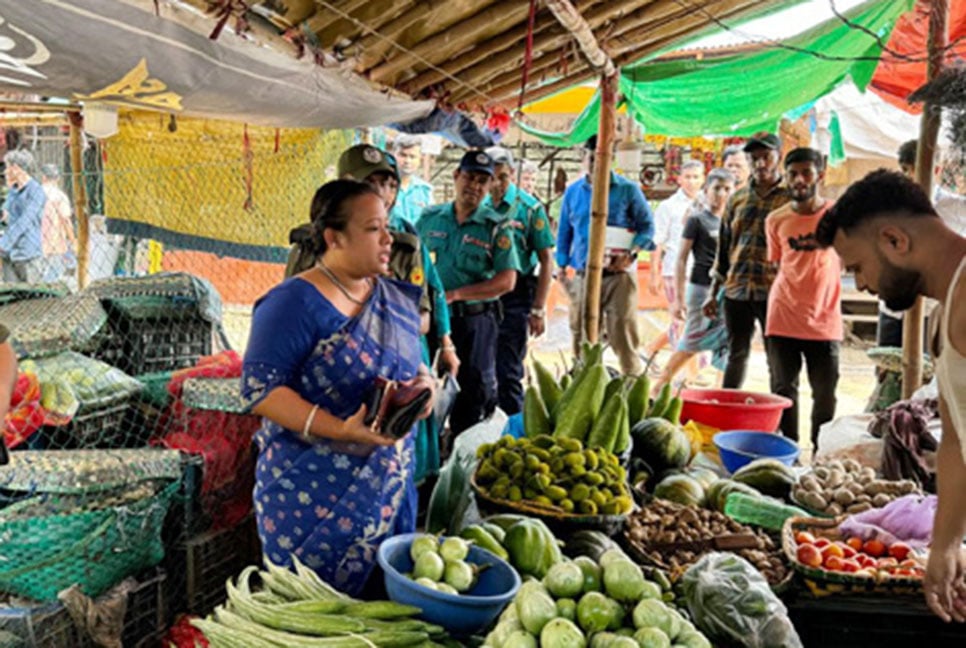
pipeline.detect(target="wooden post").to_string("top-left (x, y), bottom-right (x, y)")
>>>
top-left (903, 0), bottom-right (948, 399)
top-left (583, 72), bottom-right (618, 343)
top-left (68, 111), bottom-right (89, 290)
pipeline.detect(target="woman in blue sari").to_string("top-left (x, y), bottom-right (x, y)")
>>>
top-left (242, 180), bottom-right (434, 595)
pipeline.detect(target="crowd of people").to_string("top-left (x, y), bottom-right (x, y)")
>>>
top-left (0, 149), bottom-right (78, 285)
top-left (239, 133), bottom-right (966, 615)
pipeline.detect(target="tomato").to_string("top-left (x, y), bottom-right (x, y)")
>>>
top-left (862, 539), bottom-right (886, 558)
top-left (846, 537), bottom-right (864, 551)
top-left (824, 555), bottom-right (846, 571)
top-left (795, 531), bottom-right (817, 545)
top-left (841, 545), bottom-right (858, 559)
top-left (889, 542), bottom-right (912, 561)
top-left (821, 544), bottom-right (845, 560)
top-left (840, 559), bottom-right (861, 573)
top-left (877, 557), bottom-right (899, 571)
top-left (797, 543), bottom-right (823, 568)
top-left (814, 538), bottom-right (831, 549)
top-left (900, 559), bottom-right (919, 569)
top-left (856, 554), bottom-right (876, 568)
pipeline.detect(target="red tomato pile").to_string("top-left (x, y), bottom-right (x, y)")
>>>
top-left (794, 531), bottom-right (921, 580)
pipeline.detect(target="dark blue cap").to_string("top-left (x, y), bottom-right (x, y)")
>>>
top-left (458, 150), bottom-right (495, 176)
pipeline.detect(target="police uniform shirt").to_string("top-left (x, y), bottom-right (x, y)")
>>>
top-left (415, 203), bottom-right (521, 303)
top-left (483, 183), bottom-right (553, 276)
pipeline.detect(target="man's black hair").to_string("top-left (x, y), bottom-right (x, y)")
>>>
top-left (784, 147), bottom-right (825, 169)
top-left (816, 169), bottom-right (939, 247)
top-left (897, 139), bottom-right (918, 166)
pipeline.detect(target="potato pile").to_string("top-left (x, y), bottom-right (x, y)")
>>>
top-left (624, 500), bottom-right (789, 586)
top-left (791, 459), bottom-right (919, 517)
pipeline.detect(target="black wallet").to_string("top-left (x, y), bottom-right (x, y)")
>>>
top-left (363, 377), bottom-right (433, 439)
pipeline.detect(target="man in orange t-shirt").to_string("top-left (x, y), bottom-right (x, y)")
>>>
top-left (765, 148), bottom-right (842, 449)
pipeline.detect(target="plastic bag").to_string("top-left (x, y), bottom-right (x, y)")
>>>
top-left (682, 552), bottom-right (802, 648)
top-left (425, 409), bottom-right (506, 533)
top-left (838, 494), bottom-right (937, 549)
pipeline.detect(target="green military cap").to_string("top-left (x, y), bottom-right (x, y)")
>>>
top-left (338, 144), bottom-right (399, 182)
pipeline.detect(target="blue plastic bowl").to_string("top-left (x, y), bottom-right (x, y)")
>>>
top-left (713, 430), bottom-right (800, 473)
top-left (377, 533), bottom-right (521, 636)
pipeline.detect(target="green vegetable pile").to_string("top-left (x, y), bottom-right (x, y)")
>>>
top-left (460, 514), bottom-right (563, 579)
top-left (192, 557), bottom-right (450, 647)
top-left (475, 435), bottom-right (633, 516)
top-left (408, 534), bottom-right (482, 595)
top-left (483, 546), bottom-right (712, 648)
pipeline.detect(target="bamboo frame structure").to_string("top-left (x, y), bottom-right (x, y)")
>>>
top-left (68, 112), bottom-right (90, 291)
top-left (903, 0), bottom-right (948, 399)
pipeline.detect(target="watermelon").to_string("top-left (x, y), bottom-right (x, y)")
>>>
top-left (630, 418), bottom-right (691, 474)
top-left (653, 474), bottom-right (705, 507)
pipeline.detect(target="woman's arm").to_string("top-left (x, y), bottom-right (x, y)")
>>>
top-left (253, 385), bottom-right (393, 446)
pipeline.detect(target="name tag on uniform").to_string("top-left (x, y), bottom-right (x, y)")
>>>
top-left (462, 235), bottom-right (491, 251)
top-left (424, 231), bottom-right (448, 239)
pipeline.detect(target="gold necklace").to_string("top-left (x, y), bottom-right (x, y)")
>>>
top-left (316, 259), bottom-right (371, 306)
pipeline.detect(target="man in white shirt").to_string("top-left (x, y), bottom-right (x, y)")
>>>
top-left (646, 161), bottom-right (704, 359)
top-left (878, 140), bottom-right (966, 347)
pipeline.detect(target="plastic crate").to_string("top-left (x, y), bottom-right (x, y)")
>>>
top-left (38, 394), bottom-right (138, 450)
top-left (122, 568), bottom-right (167, 648)
top-left (0, 601), bottom-right (89, 648)
top-left (97, 307), bottom-right (213, 377)
top-left (167, 515), bottom-right (260, 616)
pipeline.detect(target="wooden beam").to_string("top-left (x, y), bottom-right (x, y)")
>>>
top-left (68, 112), bottom-right (90, 291)
top-left (483, 0), bottom-right (762, 107)
top-left (583, 72), bottom-right (618, 344)
top-left (449, 0), bottom-right (738, 105)
top-left (402, 0), bottom-right (614, 93)
top-left (354, 1), bottom-right (439, 71)
top-left (545, 0), bottom-right (614, 76)
top-left (903, 0), bottom-right (949, 399)
top-left (369, 0), bottom-right (531, 84)
top-left (310, 0), bottom-right (412, 48)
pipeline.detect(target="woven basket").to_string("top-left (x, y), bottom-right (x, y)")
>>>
top-left (1, 295), bottom-right (107, 359)
top-left (781, 516), bottom-right (923, 597)
top-left (181, 377), bottom-right (245, 413)
top-left (470, 473), bottom-right (628, 535)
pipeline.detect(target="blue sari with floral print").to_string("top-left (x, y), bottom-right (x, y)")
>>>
top-left (241, 276), bottom-right (423, 596)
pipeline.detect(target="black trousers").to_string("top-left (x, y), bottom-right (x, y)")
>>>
top-left (722, 298), bottom-right (770, 389)
top-left (496, 275), bottom-right (536, 416)
top-left (449, 310), bottom-right (499, 435)
top-left (766, 335), bottom-right (840, 448)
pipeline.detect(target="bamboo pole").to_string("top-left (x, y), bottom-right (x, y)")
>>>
top-left (402, 0), bottom-right (616, 93)
top-left (482, 0), bottom-right (767, 107)
top-left (543, 0), bottom-right (613, 75)
top-left (67, 112), bottom-right (89, 291)
top-left (355, 1), bottom-right (436, 70)
top-left (583, 72), bottom-right (618, 343)
top-left (368, 0), bottom-right (531, 84)
top-left (903, 0), bottom-right (948, 399)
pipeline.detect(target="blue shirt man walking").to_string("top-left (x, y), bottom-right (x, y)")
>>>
top-left (0, 149), bottom-right (46, 283)
top-left (556, 136), bottom-right (655, 375)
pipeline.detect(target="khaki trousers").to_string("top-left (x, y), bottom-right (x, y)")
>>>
top-left (566, 270), bottom-right (643, 376)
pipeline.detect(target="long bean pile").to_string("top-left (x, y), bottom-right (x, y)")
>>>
top-left (192, 557), bottom-right (450, 647)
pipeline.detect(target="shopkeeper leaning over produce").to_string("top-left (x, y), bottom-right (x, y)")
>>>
top-left (241, 180), bottom-right (435, 596)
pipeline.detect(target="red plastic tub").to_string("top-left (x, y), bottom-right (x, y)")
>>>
top-left (678, 388), bottom-right (792, 433)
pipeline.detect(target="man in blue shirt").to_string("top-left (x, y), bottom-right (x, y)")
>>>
top-left (0, 149), bottom-right (45, 283)
top-left (390, 136), bottom-right (434, 226)
top-left (556, 136), bottom-right (655, 376)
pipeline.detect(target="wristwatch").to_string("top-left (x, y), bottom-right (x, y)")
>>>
top-left (530, 307), bottom-right (546, 318)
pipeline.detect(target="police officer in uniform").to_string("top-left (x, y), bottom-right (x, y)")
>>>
top-left (483, 147), bottom-right (554, 416)
top-left (416, 151), bottom-right (521, 435)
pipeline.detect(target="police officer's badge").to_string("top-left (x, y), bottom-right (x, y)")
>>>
top-left (497, 235), bottom-right (512, 250)
top-left (363, 147), bottom-right (382, 163)
top-left (410, 266), bottom-right (424, 285)
top-left (476, 153), bottom-right (489, 165)
top-left (535, 218), bottom-right (546, 230)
